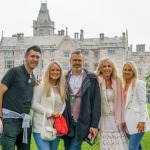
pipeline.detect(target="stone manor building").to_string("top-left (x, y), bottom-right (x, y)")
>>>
top-left (0, 1), bottom-right (150, 80)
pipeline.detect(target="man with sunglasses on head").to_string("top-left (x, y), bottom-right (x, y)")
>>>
top-left (0, 45), bottom-right (41, 150)
top-left (63, 50), bottom-right (101, 150)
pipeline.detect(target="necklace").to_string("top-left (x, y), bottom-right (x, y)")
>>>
top-left (106, 89), bottom-right (114, 110)
top-left (106, 89), bottom-right (114, 101)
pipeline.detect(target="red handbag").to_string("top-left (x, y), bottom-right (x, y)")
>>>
top-left (54, 115), bottom-right (68, 135)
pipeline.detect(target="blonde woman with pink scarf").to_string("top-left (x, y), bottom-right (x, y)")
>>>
top-left (95, 57), bottom-right (128, 150)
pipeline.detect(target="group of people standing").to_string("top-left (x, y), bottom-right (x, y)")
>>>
top-left (0, 45), bottom-right (149, 150)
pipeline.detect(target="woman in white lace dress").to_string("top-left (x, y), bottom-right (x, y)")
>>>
top-left (95, 57), bottom-right (128, 150)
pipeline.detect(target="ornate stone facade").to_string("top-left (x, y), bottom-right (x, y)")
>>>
top-left (128, 44), bottom-right (150, 79)
top-left (0, 1), bottom-right (149, 81)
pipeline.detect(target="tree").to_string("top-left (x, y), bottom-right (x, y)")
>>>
top-left (144, 70), bottom-right (150, 103)
top-left (144, 70), bottom-right (150, 89)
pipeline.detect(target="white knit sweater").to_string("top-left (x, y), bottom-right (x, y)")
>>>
top-left (31, 82), bottom-right (66, 133)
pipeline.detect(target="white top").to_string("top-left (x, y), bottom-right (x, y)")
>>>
top-left (31, 82), bottom-right (66, 133)
top-left (69, 70), bottom-right (83, 94)
top-left (106, 89), bottom-right (113, 100)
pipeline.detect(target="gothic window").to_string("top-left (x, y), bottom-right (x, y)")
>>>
top-left (50, 50), bottom-right (55, 59)
top-left (84, 63), bottom-right (89, 70)
top-left (61, 62), bottom-right (70, 71)
top-left (94, 51), bottom-right (100, 60)
top-left (138, 68), bottom-right (142, 75)
top-left (108, 50), bottom-right (115, 58)
top-left (94, 63), bottom-right (98, 71)
top-left (4, 51), bottom-right (15, 70)
top-left (63, 51), bottom-right (70, 58)
top-left (39, 29), bottom-right (44, 36)
top-left (5, 60), bottom-right (14, 69)
top-left (83, 51), bottom-right (88, 59)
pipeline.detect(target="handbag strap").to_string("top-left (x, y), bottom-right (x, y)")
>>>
top-left (42, 109), bottom-right (53, 127)
top-left (42, 109), bottom-right (46, 126)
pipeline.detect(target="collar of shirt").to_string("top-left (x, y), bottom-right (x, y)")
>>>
top-left (69, 70), bottom-right (84, 94)
top-left (22, 65), bottom-right (33, 76)
top-left (70, 69), bottom-right (84, 75)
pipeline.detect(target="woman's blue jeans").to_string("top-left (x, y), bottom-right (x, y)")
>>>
top-left (33, 132), bottom-right (60, 150)
top-left (127, 132), bottom-right (145, 150)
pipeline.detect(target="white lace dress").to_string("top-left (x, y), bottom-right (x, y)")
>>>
top-left (99, 89), bottom-right (128, 150)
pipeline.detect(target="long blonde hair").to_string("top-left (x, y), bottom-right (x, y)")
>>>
top-left (122, 61), bottom-right (138, 88)
top-left (42, 61), bottom-right (66, 102)
top-left (95, 57), bottom-right (120, 80)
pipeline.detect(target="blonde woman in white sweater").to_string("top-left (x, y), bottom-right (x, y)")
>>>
top-left (32, 61), bottom-right (66, 150)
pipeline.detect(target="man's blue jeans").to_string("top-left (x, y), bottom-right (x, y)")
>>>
top-left (127, 132), bottom-right (145, 150)
top-left (63, 136), bottom-right (82, 150)
top-left (63, 120), bottom-right (82, 150)
top-left (33, 132), bottom-right (61, 150)
top-left (1, 118), bottom-right (32, 150)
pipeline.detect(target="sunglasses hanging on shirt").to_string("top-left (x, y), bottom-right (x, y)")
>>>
top-left (28, 74), bottom-right (32, 84)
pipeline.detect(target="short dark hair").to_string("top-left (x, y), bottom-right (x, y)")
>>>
top-left (70, 50), bottom-right (83, 58)
top-left (71, 50), bottom-right (82, 55)
top-left (25, 45), bottom-right (42, 54)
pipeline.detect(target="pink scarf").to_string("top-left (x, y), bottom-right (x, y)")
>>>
top-left (97, 75), bottom-right (125, 131)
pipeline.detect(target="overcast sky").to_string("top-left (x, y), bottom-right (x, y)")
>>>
top-left (0, 0), bottom-right (150, 50)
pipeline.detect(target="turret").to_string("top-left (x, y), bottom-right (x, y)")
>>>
top-left (33, 0), bottom-right (55, 36)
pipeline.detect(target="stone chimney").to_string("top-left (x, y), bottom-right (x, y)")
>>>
top-left (100, 33), bottom-right (104, 41)
top-left (17, 33), bottom-right (24, 40)
top-left (61, 30), bottom-right (64, 36)
top-left (122, 32), bottom-right (125, 40)
top-left (136, 44), bottom-right (145, 52)
top-left (58, 30), bottom-right (61, 35)
top-left (0, 30), bottom-right (4, 45)
top-left (76, 32), bottom-right (79, 39)
top-left (130, 44), bottom-right (132, 52)
top-left (80, 29), bottom-right (84, 40)
top-left (66, 27), bottom-right (68, 35)
top-left (74, 32), bottom-right (76, 39)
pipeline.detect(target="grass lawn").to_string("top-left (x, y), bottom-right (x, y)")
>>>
top-left (31, 104), bottom-right (150, 150)
top-left (141, 104), bottom-right (150, 150)
top-left (1, 105), bottom-right (150, 150)
top-left (29, 132), bottom-right (150, 150)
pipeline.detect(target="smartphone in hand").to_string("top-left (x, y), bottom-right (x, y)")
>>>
top-left (85, 132), bottom-right (97, 146)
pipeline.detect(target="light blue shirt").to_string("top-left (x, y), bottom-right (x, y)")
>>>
top-left (69, 70), bottom-right (83, 94)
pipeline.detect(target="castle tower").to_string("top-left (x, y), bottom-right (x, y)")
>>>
top-left (33, 0), bottom-right (55, 36)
